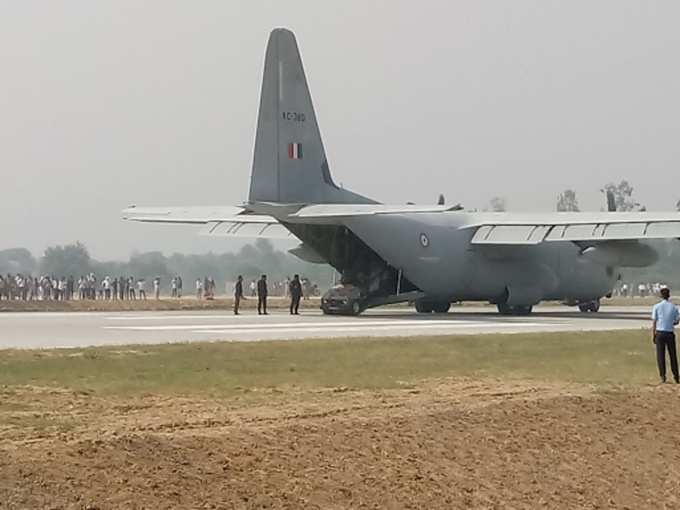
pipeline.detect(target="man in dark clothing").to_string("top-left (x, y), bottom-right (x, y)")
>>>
top-left (257, 274), bottom-right (268, 315)
top-left (234, 275), bottom-right (244, 315)
top-left (289, 274), bottom-right (303, 315)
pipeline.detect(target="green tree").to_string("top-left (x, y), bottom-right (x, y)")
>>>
top-left (127, 251), bottom-right (170, 280)
top-left (600, 180), bottom-right (644, 211)
top-left (556, 189), bottom-right (579, 212)
top-left (40, 242), bottom-right (91, 277)
top-left (0, 248), bottom-right (37, 274)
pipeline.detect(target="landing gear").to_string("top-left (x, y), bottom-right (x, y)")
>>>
top-left (415, 301), bottom-right (432, 313)
top-left (497, 303), bottom-right (533, 315)
top-left (415, 300), bottom-right (450, 314)
top-left (433, 302), bottom-right (451, 314)
top-left (578, 299), bottom-right (600, 313)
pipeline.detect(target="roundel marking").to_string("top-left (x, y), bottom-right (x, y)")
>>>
top-left (419, 233), bottom-right (430, 248)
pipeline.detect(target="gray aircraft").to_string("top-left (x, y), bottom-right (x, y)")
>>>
top-left (123, 28), bottom-right (680, 315)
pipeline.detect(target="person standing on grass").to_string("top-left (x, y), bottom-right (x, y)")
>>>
top-left (257, 274), bottom-right (268, 315)
top-left (652, 287), bottom-right (680, 384)
top-left (233, 275), bottom-right (244, 315)
top-left (128, 276), bottom-right (136, 300)
top-left (137, 279), bottom-right (146, 300)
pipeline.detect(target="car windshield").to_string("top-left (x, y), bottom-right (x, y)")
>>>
top-left (329, 285), bottom-right (357, 297)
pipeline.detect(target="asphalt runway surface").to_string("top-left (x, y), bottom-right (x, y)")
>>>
top-left (0, 305), bottom-right (652, 349)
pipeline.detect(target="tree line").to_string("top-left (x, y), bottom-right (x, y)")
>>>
top-left (0, 239), bottom-right (335, 289)
top-left (490, 179), bottom-right (680, 213)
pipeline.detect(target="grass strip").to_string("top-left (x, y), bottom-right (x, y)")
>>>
top-left (0, 329), bottom-right (657, 396)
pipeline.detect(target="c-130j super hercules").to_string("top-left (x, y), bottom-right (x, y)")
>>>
top-left (123, 28), bottom-right (680, 316)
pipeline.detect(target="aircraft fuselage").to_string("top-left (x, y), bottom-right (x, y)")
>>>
top-left (343, 211), bottom-right (615, 305)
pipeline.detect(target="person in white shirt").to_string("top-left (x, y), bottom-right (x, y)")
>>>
top-left (652, 287), bottom-right (680, 383)
top-left (102, 276), bottom-right (111, 300)
top-left (136, 279), bottom-right (146, 300)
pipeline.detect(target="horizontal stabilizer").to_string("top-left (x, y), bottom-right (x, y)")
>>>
top-left (121, 205), bottom-right (297, 240)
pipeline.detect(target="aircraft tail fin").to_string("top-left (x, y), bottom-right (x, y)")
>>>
top-left (248, 28), bottom-right (375, 205)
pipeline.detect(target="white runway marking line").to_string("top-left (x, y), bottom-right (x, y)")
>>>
top-left (104, 312), bottom-right (327, 320)
top-left (103, 319), bottom-right (481, 331)
top-left (198, 323), bottom-right (554, 335)
top-left (103, 319), bottom-right (558, 332)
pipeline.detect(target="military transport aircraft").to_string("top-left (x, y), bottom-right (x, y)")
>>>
top-left (123, 28), bottom-right (680, 316)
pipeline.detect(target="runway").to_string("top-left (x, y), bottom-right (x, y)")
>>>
top-left (0, 305), bottom-right (651, 349)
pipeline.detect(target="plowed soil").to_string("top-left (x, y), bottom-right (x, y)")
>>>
top-left (2, 378), bottom-right (679, 509)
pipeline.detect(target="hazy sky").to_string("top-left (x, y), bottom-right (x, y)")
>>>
top-left (2, 1), bottom-right (679, 259)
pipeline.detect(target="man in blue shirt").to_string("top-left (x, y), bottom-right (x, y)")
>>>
top-left (652, 287), bottom-right (680, 383)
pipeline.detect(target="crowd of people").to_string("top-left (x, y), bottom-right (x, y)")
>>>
top-left (0, 273), bottom-right (158, 301)
top-left (614, 281), bottom-right (671, 298)
top-left (1, 274), bottom-right (78, 301)
top-left (0, 272), bottom-right (319, 303)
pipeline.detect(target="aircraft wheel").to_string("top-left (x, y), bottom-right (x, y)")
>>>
top-left (433, 302), bottom-right (451, 314)
top-left (497, 303), bottom-right (512, 315)
top-left (497, 304), bottom-right (533, 315)
top-left (578, 299), bottom-right (600, 313)
top-left (415, 300), bottom-right (433, 313)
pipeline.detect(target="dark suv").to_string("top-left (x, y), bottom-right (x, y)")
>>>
top-left (320, 284), bottom-right (365, 315)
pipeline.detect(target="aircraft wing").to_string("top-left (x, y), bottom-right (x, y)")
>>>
top-left (121, 205), bottom-right (296, 239)
top-left (461, 212), bottom-right (680, 267)
top-left (462, 212), bottom-right (680, 245)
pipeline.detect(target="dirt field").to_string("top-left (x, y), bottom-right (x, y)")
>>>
top-left (1, 379), bottom-right (680, 509)
top-left (1, 331), bottom-right (679, 509)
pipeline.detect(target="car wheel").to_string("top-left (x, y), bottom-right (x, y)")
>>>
top-left (589, 299), bottom-right (600, 312)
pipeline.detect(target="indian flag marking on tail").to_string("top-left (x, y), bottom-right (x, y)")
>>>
top-left (288, 142), bottom-right (303, 159)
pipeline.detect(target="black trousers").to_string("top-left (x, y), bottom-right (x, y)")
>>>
top-left (258, 295), bottom-right (267, 314)
top-left (290, 294), bottom-right (301, 314)
top-left (655, 331), bottom-right (679, 381)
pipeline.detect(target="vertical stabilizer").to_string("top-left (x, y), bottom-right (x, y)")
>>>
top-left (249, 28), bottom-right (375, 205)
